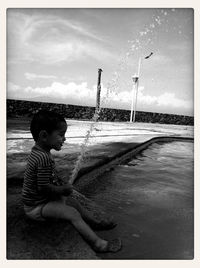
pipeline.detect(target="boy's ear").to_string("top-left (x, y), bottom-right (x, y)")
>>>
top-left (38, 130), bottom-right (48, 141)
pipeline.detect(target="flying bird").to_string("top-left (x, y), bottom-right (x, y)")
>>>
top-left (145, 52), bottom-right (153, 59)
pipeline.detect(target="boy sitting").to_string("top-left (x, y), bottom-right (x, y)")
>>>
top-left (22, 110), bottom-right (121, 253)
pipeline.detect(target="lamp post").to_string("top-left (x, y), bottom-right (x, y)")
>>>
top-left (130, 52), bottom-right (153, 123)
top-left (130, 75), bottom-right (139, 123)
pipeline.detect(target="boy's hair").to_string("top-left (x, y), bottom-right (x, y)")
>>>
top-left (30, 110), bottom-right (67, 141)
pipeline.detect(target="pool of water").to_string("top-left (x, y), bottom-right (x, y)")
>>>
top-left (83, 141), bottom-right (194, 259)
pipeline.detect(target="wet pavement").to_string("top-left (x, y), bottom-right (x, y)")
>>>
top-left (83, 141), bottom-right (194, 259)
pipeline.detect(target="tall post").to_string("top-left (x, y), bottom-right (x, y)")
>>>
top-left (132, 78), bottom-right (139, 123)
top-left (130, 76), bottom-right (138, 122)
top-left (130, 83), bottom-right (134, 123)
top-left (130, 52), bottom-right (153, 123)
top-left (132, 57), bottom-right (142, 123)
top-left (95, 68), bottom-right (103, 120)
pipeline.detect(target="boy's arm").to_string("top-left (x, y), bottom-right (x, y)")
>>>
top-left (37, 165), bottom-right (73, 197)
top-left (38, 183), bottom-right (73, 196)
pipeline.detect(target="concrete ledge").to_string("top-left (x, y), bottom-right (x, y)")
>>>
top-left (75, 136), bottom-right (194, 191)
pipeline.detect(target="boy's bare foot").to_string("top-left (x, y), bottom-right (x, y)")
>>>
top-left (93, 238), bottom-right (122, 253)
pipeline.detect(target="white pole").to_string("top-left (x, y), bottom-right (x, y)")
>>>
top-left (130, 53), bottom-right (153, 123)
top-left (130, 82), bottom-right (136, 122)
top-left (133, 78), bottom-right (139, 123)
top-left (132, 57), bottom-right (141, 123)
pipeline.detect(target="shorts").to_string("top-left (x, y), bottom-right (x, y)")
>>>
top-left (24, 203), bottom-right (47, 222)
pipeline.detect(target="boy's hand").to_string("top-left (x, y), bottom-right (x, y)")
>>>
top-left (62, 183), bottom-right (73, 196)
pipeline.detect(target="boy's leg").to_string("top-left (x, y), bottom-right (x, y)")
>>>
top-left (64, 196), bottom-right (99, 222)
top-left (41, 200), bottom-right (107, 249)
top-left (63, 195), bottom-right (116, 229)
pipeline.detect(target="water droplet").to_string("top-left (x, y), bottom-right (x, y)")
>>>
top-left (132, 234), bottom-right (140, 238)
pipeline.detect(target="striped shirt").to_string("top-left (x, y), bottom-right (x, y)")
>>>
top-left (22, 145), bottom-right (64, 206)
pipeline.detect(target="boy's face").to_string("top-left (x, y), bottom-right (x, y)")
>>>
top-left (46, 121), bottom-right (67, 151)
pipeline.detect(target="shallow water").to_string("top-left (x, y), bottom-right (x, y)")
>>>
top-left (84, 141), bottom-right (194, 259)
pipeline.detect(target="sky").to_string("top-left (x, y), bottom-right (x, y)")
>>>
top-left (7, 8), bottom-right (194, 116)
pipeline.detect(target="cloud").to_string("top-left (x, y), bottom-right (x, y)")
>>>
top-left (24, 72), bottom-right (57, 80)
top-left (7, 81), bottom-right (193, 115)
top-left (7, 82), bottom-right (20, 92)
top-left (137, 88), bottom-right (193, 114)
top-left (7, 10), bottom-right (113, 65)
top-left (27, 40), bottom-right (113, 64)
top-left (8, 10), bottom-right (104, 43)
top-left (156, 92), bottom-right (193, 108)
top-left (8, 81), bottom-right (97, 106)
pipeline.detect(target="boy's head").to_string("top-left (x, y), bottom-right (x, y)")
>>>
top-left (30, 110), bottom-right (67, 151)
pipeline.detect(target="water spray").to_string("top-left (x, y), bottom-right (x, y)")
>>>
top-left (69, 68), bottom-right (103, 185)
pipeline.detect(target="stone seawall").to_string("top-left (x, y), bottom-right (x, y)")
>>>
top-left (7, 99), bottom-right (194, 125)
